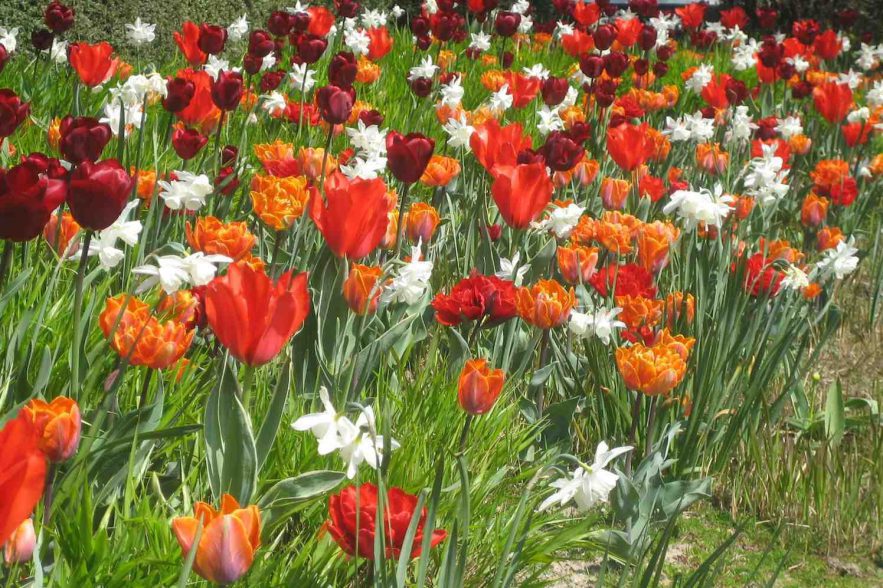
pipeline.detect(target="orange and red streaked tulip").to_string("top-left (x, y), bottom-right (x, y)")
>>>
top-left (24, 397), bottom-right (81, 463)
top-left (3, 518), bottom-right (35, 565)
top-left (599, 177), bottom-right (631, 210)
top-left (310, 171), bottom-right (390, 259)
top-left (404, 202), bottom-right (440, 243)
top-left (490, 163), bottom-right (552, 229)
top-left (204, 263), bottom-right (310, 366)
top-left (636, 221), bottom-right (679, 274)
top-left (99, 295), bottom-right (195, 369)
top-left (615, 342), bottom-right (688, 396)
top-left (0, 411), bottom-right (46, 546)
top-left (458, 359), bottom-right (505, 415)
top-left (515, 279), bottom-right (576, 329)
top-left (171, 494), bottom-right (261, 585)
top-left (556, 244), bottom-right (600, 284)
top-left (695, 143), bottom-right (729, 175)
top-left (69, 42), bottom-right (118, 87)
top-left (43, 211), bottom-right (80, 258)
top-left (342, 263), bottom-right (383, 315)
top-left (812, 81), bottom-right (853, 124)
top-left (186, 216), bottom-right (256, 261)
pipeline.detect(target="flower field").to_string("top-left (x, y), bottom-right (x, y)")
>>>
top-left (1, 0), bottom-right (882, 585)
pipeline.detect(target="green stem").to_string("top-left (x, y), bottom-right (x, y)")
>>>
top-left (71, 231), bottom-right (93, 397)
top-left (457, 414), bottom-right (474, 454)
top-left (0, 240), bottom-right (13, 291)
top-left (394, 182), bottom-right (412, 258)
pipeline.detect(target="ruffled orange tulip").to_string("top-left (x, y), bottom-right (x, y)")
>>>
top-left (24, 397), bottom-right (81, 462)
top-left (343, 263), bottom-right (383, 315)
top-left (615, 295), bottom-right (663, 330)
top-left (250, 174), bottom-right (313, 231)
top-left (420, 155), bottom-right (461, 187)
top-left (172, 494), bottom-right (261, 585)
top-left (99, 295), bottom-right (194, 370)
top-left (187, 216), bottom-right (256, 261)
top-left (636, 221), bottom-right (679, 273)
top-left (615, 342), bottom-right (688, 396)
top-left (458, 359), bottom-right (505, 415)
top-left (515, 279), bottom-right (576, 329)
top-left (254, 140), bottom-right (300, 177)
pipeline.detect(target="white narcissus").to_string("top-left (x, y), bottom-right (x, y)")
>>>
top-left (539, 442), bottom-right (633, 512)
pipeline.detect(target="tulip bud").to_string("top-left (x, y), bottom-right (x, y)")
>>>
top-left (411, 16), bottom-right (430, 37)
top-left (291, 11), bottom-right (311, 32)
top-left (342, 263), bottom-right (383, 315)
top-left (656, 44), bottom-right (673, 61)
top-left (336, 0), bottom-right (360, 18)
top-left (485, 223), bottom-right (502, 241)
top-left (31, 29), bottom-right (54, 51)
top-left (316, 84), bottom-right (355, 125)
top-left (578, 54), bottom-right (604, 78)
top-left (221, 145), bottom-right (239, 166)
top-left (541, 76), bottom-right (569, 107)
top-left (3, 519), bottom-right (36, 565)
top-left (358, 109), bottom-right (384, 127)
top-left (416, 34), bottom-right (432, 51)
top-left (633, 58), bottom-right (649, 76)
top-left (248, 30), bottom-right (274, 57)
top-left (163, 77), bottom-right (196, 113)
top-left (59, 116), bottom-right (112, 164)
top-left (211, 70), bottom-right (244, 111)
top-left (603, 51), bottom-right (629, 78)
top-left (386, 131), bottom-right (435, 184)
top-left (198, 24), bottom-right (228, 55)
top-left (458, 359), bottom-right (504, 415)
top-left (67, 159), bottom-right (134, 231)
top-left (329, 52), bottom-right (358, 88)
top-left (405, 202), bottom-right (440, 242)
top-left (409, 76), bottom-right (433, 98)
top-left (0, 45), bottom-right (8, 74)
top-left (24, 396), bottom-right (81, 462)
top-left (44, 0), bottom-right (75, 34)
top-left (501, 50), bottom-right (514, 69)
top-left (638, 24), bottom-right (657, 51)
top-left (260, 70), bottom-right (285, 92)
top-left (172, 127), bottom-right (208, 160)
top-left (652, 61), bottom-right (668, 77)
top-left (593, 24), bottom-right (617, 51)
top-left (494, 11), bottom-right (521, 37)
top-left (243, 53), bottom-right (263, 75)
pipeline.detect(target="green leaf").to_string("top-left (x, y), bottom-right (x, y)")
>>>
top-left (255, 361), bottom-right (291, 471)
top-left (204, 360), bottom-right (258, 504)
top-left (824, 380), bottom-right (845, 446)
top-left (257, 470), bottom-right (346, 534)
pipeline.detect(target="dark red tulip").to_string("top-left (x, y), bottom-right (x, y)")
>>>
top-left (163, 77), bottom-right (196, 113)
top-left (541, 76), bottom-right (569, 106)
top-left (386, 131), bottom-right (435, 184)
top-left (652, 61), bottom-right (668, 77)
top-left (248, 30), bottom-right (274, 57)
top-left (198, 24), bottom-right (227, 55)
top-left (44, 0), bottom-right (74, 34)
top-left (172, 127), bottom-right (208, 160)
top-left (221, 145), bottom-right (238, 166)
top-left (756, 8), bottom-right (777, 29)
top-left (593, 24), bottom-right (617, 51)
top-left (541, 131), bottom-right (584, 172)
top-left (411, 15), bottom-right (430, 36)
top-left (792, 19), bottom-right (820, 46)
top-left (297, 34), bottom-right (328, 64)
top-left (0, 90), bottom-right (29, 139)
top-left (633, 58), bottom-right (649, 76)
top-left (334, 0), bottom-right (360, 19)
top-left (67, 160), bottom-right (134, 231)
top-left (243, 53), bottom-right (263, 75)
top-left (215, 166), bottom-right (240, 196)
top-left (31, 29), bottom-right (54, 52)
top-left (579, 54), bottom-right (604, 78)
top-left (58, 116), bottom-right (112, 165)
top-left (501, 51), bottom-right (514, 69)
top-left (415, 35), bottom-right (432, 51)
top-left (358, 109), bottom-right (384, 127)
top-left (516, 148), bottom-right (545, 165)
top-left (638, 25), bottom-right (657, 51)
top-left (0, 159), bottom-right (67, 242)
top-left (260, 70), bottom-right (286, 92)
top-left (409, 77), bottom-right (433, 98)
top-left (567, 122), bottom-right (591, 145)
top-left (0, 45), bottom-right (8, 74)
top-left (329, 52), bottom-right (358, 88)
top-left (267, 10), bottom-right (294, 37)
top-left (316, 85), bottom-right (355, 124)
top-left (211, 70), bottom-right (244, 111)
top-left (291, 11), bottom-right (311, 32)
top-left (656, 44), bottom-right (673, 61)
top-left (603, 52), bottom-right (629, 78)
top-left (494, 11), bottom-right (521, 37)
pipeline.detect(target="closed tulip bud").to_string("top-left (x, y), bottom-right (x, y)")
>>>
top-left (260, 70), bottom-right (285, 92)
top-left (405, 202), bottom-right (440, 242)
top-left (248, 30), bottom-right (274, 57)
top-left (358, 109), bottom-right (384, 127)
top-left (31, 29), bottom-right (54, 51)
top-left (221, 145), bottom-right (238, 166)
top-left (603, 51), bottom-right (629, 78)
top-left (343, 263), bottom-right (383, 314)
top-left (593, 23), bottom-right (617, 50)
top-left (24, 396), bottom-right (81, 462)
top-left (67, 159), bottom-right (134, 231)
top-left (578, 54), bottom-right (604, 78)
top-left (291, 11), bottom-right (311, 32)
top-left (409, 76), bottom-right (433, 98)
top-left (335, 0), bottom-right (360, 19)
top-left (172, 127), bottom-right (208, 160)
top-left (328, 52), bottom-right (358, 88)
top-left (215, 166), bottom-right (240, 196)
top-left (0, 89), bottom-right (29, 139)
top-left (211, 70), bottom-right (244, 111)
top-left (163, 77), bottom-right (196, 113)
top-left (44, 0), bottom-right (74, 34)
top-left (297, 34), bottom-right (328, 64)
top-left (386, 131), bottom-right (435, 184)
top-left (494, 11), bottom-right (521, 37)
top-left (458, 359), bottom-right (505, 415)
top-left (652, 61), bottom-right (668, 77)
top-left (267, 10), bottom-right (294, 36)
top-left (791, 80), bottom-right (813, 100)
top-left (0, 45), bottom-right (8, 74)
top-left (198, 24), bottom-right (227, 55)
top-left (3, 519), bottom-right (36, 565)
top-left (656, 44), bottom-right (673, 61)
top-left (316, 84), bottom-right (355, 125)
top-left (541, 76), bottom-right (569, 107)
top-left (632, 58), bottom-right (648, 76)
top-left (638, 25), bottom-right (657, 51)
top-left (501, 50), bottom-right (514, 69)
top-left (59, 116), bottom-right (112, 164)
top-left (411, 16), bottom-right (430, 36)
top-left (243, 53), bottom-right (263, 75)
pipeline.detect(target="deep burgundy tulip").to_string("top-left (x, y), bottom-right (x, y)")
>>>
top-left (329, 52), bottom-right (358, 88)
top-left (593, 24), bottom-right (617, 50)
top-left (430, 12), bottom-right (458, 42)
top-left (633, 58), bottom-right (649, 76)
top-left (494, 11), bottom-right (521, 37)
top-left (172, 127), bottom-right (208, 160)
top-left (567, 122), bottom-right (591, 145)
top-left (59, 116), bottom-right (112, 164)
top-left (415, 35), bottom-right (432, 51)
top-left (501, 51), bottom-right (514, 68)
top-left (541, 76), bottom-right (569, 106)
top-left (578, 54), bottom-right (604, 78)
top-left (603, 52), bottom-right (629, 78)
top-left (67, 160), bottom-right (134, 231)
top-left (517, 148), bottom-right (545, 165)
top-left (260, 70), bottom-right (286, 92)
top-left (243, 53), bottom-right (263, 75)
top-left (409, 77), bottom-right (433, 98)
top-left (758, 38), bottom-right (783, 68)
top-left (725, 78), bottom-right (748, 105)
top-left (0, 45), bottom-right (7, 74)
top-left (31, 29), bottom-right (54, 52)
top-left (221, 145), bottom-right (238, 166)
top-left (215, 166), bottom-right (240, 196)
top-left (211, 71), bottom-right (244, 111)
top-left (541, 131), bottom-right (584, 172)
top-left (198, 24), bottom-right (228, 55)
top-left (756, 8), bottom-right (778, 29)
top-left (0, 159), bottom-right (67, 242)
top-left (316, 84), bottom-right (355, 124)
top-left (335, 0), bottom-right (361, 19)
top-left (20, 152), bottom-right (67, 179)
top-left (791, 81), bottom-right (812, 100)
top-left (386, 131), bottom-right (435, 184)
top-left (411, 16), bottom-right (430, 37)
top-left (248, 30), bottom-right (274, 57)
top-left (638, 25), bottom-right (657, 51)
top-left (297, 34), bottom-right (328, 64)
top-left (291, 11), bottom-right (311, 32)
top-left (267, 10), bottom-right (294, 37)
top-left (163, 77), bottom-right (196, 113)
top-left (44, 1), bottom-right (74, 34)
top-left (656, 44), bottom-right (673, 61)
top-left (358, 109), bottom-right (384, 127)
top-left (0, 90), bottom-right (29, 139)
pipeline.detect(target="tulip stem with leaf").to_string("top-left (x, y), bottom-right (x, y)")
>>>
top-left (0, 240), bottom-right (13, 291)
top-left (394, 183), bottom-right (411, 259)
top-left (70, 230), bottom-right (93, 395)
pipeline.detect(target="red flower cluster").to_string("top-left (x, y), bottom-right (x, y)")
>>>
top-left (432, 272), bottom-right (517, 327)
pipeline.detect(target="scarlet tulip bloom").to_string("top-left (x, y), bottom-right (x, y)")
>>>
top-left (307, 6), bottom-right (336, 36)
top-left (0, 89), bottom-right (30, 138)
top-left (386, 131), bottom-right (435, 184)
top-left (172, 494), bottom-right (261, 585)
top-left (813, 82), bottom-right (853, 124)
top-left (490, 163), bottom-right (553, 229)
top-left (204, 263), bottom-right (310, 366)
top-left (458, 359), bottom-right (505, 415)
top-left (589, 264), bottom-right (657, 298)
top-left (67, 159), bottom-right (134, 231)
top-left (175, 69), bottom-right (222, 133)
top-left (59, 116), bottom-right (112, 164)
top-left (211, 70), bottom-right (244, 111)
top-left (0, 411), bottom-right (46, 546)
top-left (366, 27), bottom-right (393, 61)
top-left (606, 122), bottom-right (653, 172)
top-left (742, 253), bottom-right (784, 297)
top-left (432, 273), bottom-right (518, 327)
top-left (504, 72), bottom-right (541, 109)
top-left (310, 171), bottom-right (390, 259)
top-left (24, 397), bottom-right (81, 462)
top-left (675, 2), bottom-right (706, 29)
top-left (174, 21), bottom-right (207, 67)
top-left (326, 483), bottom-right (446, 559)
top-left (0, 160), bottom-right (67, 242)
top-left (69, 42), bottom-right (118, 87)
top-left (470, 119), bottom-right (533, 173)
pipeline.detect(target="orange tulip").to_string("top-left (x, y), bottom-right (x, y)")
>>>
top-left (47, 117), bottom-right (61, 151)
top-left (186, 216), bottom-right (256, 261)
top-left (298, 147), bottom-right (337, 180)
top-left (404, 202), bottom-right (440, 243)
top-left (69, 42), bottom-right (118, 87)
top-left (515, 279), bottom-right (576, 329)
top-left (599, 177), bottom-right (631, 210)
top-left (615, 342), bottom-right (688, 396)
top-left (43, 211), bottom-right (80, 258)
top-left (343, 263), bottom-right (383, 315)
top-left (250, 174), bottom-right (313, 231)
top-left (420, 155), bottom-right (461, 187)
top-left (556, 244), bottom-right (599, 284)
top-left (458, 359), bottom-right (505, 415)
top-left (615, 295), bottom-right (663, 330)
top-left (636, 221), bottom-right (679, 273)
top-left (813, 81), bottom-right (853, 123)
top-left (171, 494), bottom-right (261, 585)
top-left (356, 57), bottom-right (381, 84)
top-left (809, 159), bottom-right (849, 193)
top-left (664, 292), bottom-right (695, 327)
top-left (788, 134), bottom-right (812, 155)
top-left (490, 163), bottom-right (553, 229)
top-left (653, 329), bottom-right (695, 361)
top-left (24, 397), bottom-right (81, 462)
top-left (131, 168), bottom-right (157, 203)
top-left (695, 143), bottom-right (729, 175)
top-left (801, 194), bottom-right (829, 227)
top-left (816, 226), bottom-right (844, 251)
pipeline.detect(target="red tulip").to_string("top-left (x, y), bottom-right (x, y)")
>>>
top-left (0, 159), bottom-right (67, 242)
top-left (211, 70), bottom-right (244, 111)
top-left (59, 116), bottom-right (112, 164)
top-left (813, 81), bottom-right (853, 124)
top-left (328, 52), bottom-right (358, 88)
top-left (248, 30), bottom-right (275, 57)
top-left (490, 163), bottom-right (552, 229)
top-left (297, 34), bottom-right (328, 64)
top-left (307, 6), bottom-right (336, 36)
top-left (0, 45), bottom-right (8, 74)
top-left (69, 42), bottom-right (118, 87)
top-left (541, 76), bottom-right (569, 106)
top-left (0, 90), bottom-right (29, 139)
top-left (589, 264), bottom-right (657, 298)
top-left (504, 72), bottom-right (541, 109)
top-left (172, 127), bottom-right (208, 160)
top-left (719, 7), bottom-right (749, 29)
top-left (327, 483), bottom-right (447, 559)
top-left (44, 0), bottom-right (75, 34)
top-left (67, 159), bottom-right (134, 231)
top-left (458, 359), bottom-right (505, 415)
top-left (470, 119), bottom-right (532, 173)
top-left (174, 69), bottom-right (221, 133)
top-left (432, 273), bottom-right (517, 327)
top-left (204, 263), bottom-right (310, 366)
top-left (174, 21), bottom-right (207, 67)
top-left (310, 171), bottom-right (390, 259)
top-left (606, 122), bottom-right (653, 172)
top-left (198, 24), bottom-right (228, 55)
top-left (366, 27), bottom-right (393, 61)
top-left (0, 411), bottom-right (46, 546)
top-left (162, 77), bottom-right (196, 113)
top-left (386, 131), bottom-right (435, 184)
top-left (494, 11), bottom-right (521, 37)
top-left (316, 84), bottom-right (355, 125)
top-left (742, 253), bottom-right (784, 297)
top-left (675, 2), bottom-right (707, 29)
